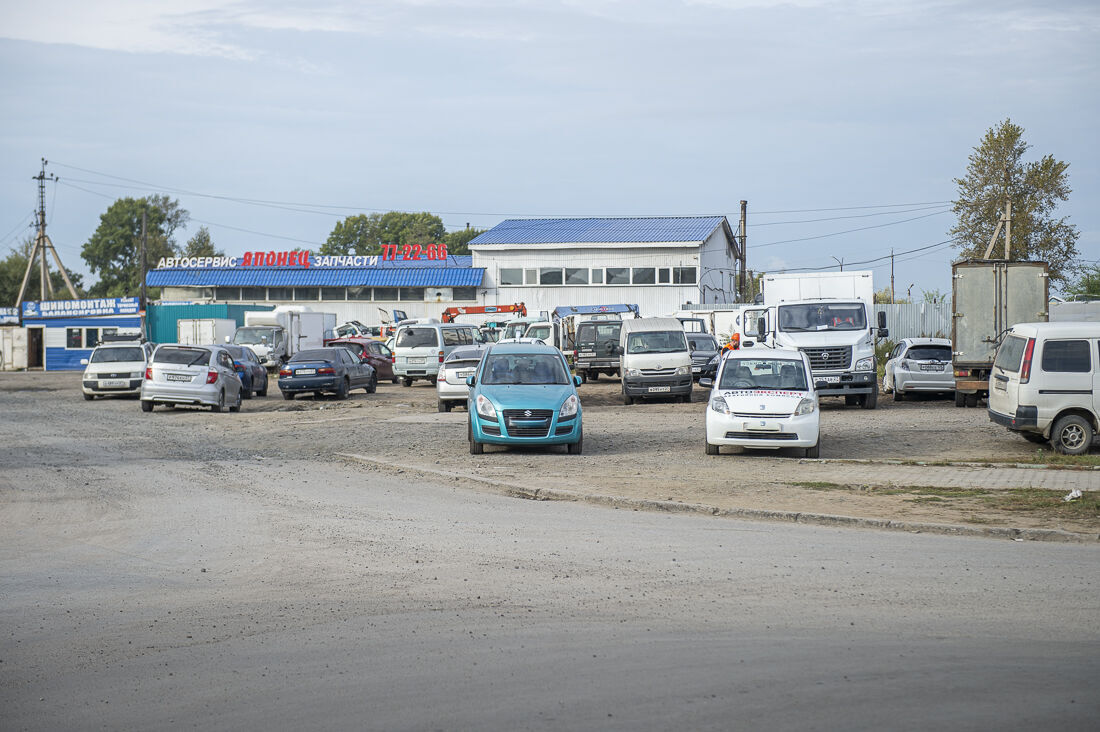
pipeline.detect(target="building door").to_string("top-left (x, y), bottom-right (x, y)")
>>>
top-left (27, 327), bottom-right (43, 369)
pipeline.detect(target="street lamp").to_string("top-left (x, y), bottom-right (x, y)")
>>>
top-left (831, 256), bottom-right (844, 271)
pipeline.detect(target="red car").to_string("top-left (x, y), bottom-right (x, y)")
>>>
top-left (327, 338), bottom-right (397, 383)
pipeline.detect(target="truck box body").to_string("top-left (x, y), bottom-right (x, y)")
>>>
top-left (176, 318), bottom-right (236, 346)
top-left (951, 260), bottom-right (1049, 400)
top-left (234, 308), bottom-right (337, 367)
top-left (763, 271), bottom-right (875, 306)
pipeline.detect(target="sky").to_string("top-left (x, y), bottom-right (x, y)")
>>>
top-left (1, 0), bottom-right (1097, 299)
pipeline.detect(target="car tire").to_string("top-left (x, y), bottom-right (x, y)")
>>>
top-left (1021, 432), bottom-right (1048, 445)
top-left (1051, 415), bottom-right (1093, 455)
top-left (705, 439), bottom-right (719, 456)
top-left (391, 375), bottom-right (399, 384)
top-left (211, 390), bottom-right (224, 413)
top-left (682, 391), bottom-right (692, 404)
top-left (242, 379), bottom-right (252, 399)
top-left (336, 378), bottom-right (349, 400)
top-left (567, 428), bottom-right (583, 455)
top-left (882, 374), bottom-right (892, 394)
top-left (257, 375), bottom-right (268, 397)
top-left (589, 372), bottom-right (599, 382)
top-left (860, 389), bottom-right (878, 409)
top-left (367, 375), bottom-right (377, 394)
top-left (805, 439), bottom-right (820, 458)
top-left (402, 377), bottom-right (413, 387)
top-left (965, 393), bottom-right (979, 408)
top-left (438, 400), bottom-right (451, 413)
top-left (229, 389), bottom-right (242, 413)
top-left (954, 391), bottom-right (966, 408)
top-left (83, 393), bottom-right (95, 401)
top-left (470, 437), bottom-right (484, 455)
top-left (282, 391), bottom-right (294, 401)
top-left (893, 388), bottom-right (904, 402)
top-left (140, 400), bottom-right (153, 412)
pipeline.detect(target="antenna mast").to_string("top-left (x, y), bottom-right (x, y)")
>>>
top-left (15, 159), bottom-right (79, 307)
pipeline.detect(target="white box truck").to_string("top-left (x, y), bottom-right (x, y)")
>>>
top-left (177, 318), bottom-right (237, 346)
top-left (231, 307), bottom-right (337, 369)
top-left (755, 271), bottom-right (888, 409)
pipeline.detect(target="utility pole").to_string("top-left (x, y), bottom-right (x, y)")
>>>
top-left (981, 199), bottom-right (1013, 259)
top-left (890, 249), bottom-right (895, 303)
top-left (140, 207), bottom-right (148, 313)
top-left (831, 256), bottom-right (844, 272)
top-left (15, 159), bottom-right (78, 308)
top-left (737, 201), bottom-right (747, 302)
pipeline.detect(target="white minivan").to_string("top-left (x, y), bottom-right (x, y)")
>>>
top-left (393, 321), bottom-right (480, 387)
top-left (617, 317), bottom-right (693, 404)
top-left (987, 321), bottom-right (1100, 455)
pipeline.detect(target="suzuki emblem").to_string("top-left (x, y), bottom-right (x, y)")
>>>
top-left (524, 409), bottom-right (532, 417)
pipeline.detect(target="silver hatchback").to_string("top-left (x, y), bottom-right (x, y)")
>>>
top-left (140, 344), bottom-right (243, 412)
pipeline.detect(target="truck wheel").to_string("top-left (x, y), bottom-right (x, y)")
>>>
top-left (1051, 415), bottom-right (1093, 455)
top-left (140, 400), bottom-right (153, 412)
top-left (705, 439), bottom-right (719, 456)
top-left (965, 393), bottom-right (978, 408)
top-left (589, 372), bottom-right (599, 382)
top-left (402, 377), bottom-right (413, 387)
top-left (282, 391), bottom-right (294, 401)
top-left (954, 391), bottom-right (966, 408)
top-left (860, 389), bottom-right (878, 409)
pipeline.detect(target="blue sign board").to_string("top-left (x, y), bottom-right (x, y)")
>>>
top-left (0, 306), bottom-right (18, 325)
top-left (22, 297), bottom-right (140, 319)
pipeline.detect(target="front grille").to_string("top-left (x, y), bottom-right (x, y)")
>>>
top-left (502, 409), bottom-right (553, 420)
top-left (641, 368), bottom-right (677, 376)
top-left (802, 346), bottom-right (851, 371)
top-left (733, 412), bottom-right (791, 418)
top-left (502, 409), bottom-right (553, 438)
top-left (725, 431), bottom-right (797, 440)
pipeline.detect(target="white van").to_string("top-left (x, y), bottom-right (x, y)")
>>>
top-left (393, 321), bottom-right (479, 386)
top-left (987, 321), bottom-right (1100, 454)
top-left (617, 317), bottom-right (692, 404)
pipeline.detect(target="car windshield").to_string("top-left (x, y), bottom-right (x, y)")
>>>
top-left (687, 335), bottom-right (718, 351)
top-left (502, 323), bottom-right (530, 339)
top-left (906, 345), bottom-right (951, 361)
top-left (778, 303), bottom-right (866, 332)
top-left (233, 327), bottom-right (281, 346)
top-left (526, 326), bottom-right (551, 340)
top-left (290, 349), bottom-right (336, 363)
top-left (719, 358), bottom-right (808, 391)
top-left (155, 347), bottom-right (210, 366)
top-left (90, 346), bottom-right (145, 363)
top-left (626, 330), bottom-right (687, 354)
top-left (481, 353), bottom-right (569, 385)
top-left (396, 328), bottom-right (439, 348)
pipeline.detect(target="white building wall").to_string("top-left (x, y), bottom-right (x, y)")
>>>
top-left (697, 226), bottom-right (739, 305)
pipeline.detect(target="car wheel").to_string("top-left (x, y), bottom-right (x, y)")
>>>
top-left (567, 428), bottom-right (583, 455)
top-left (860, 389), bottom-right (878, 409)
top-left (893, 388), bottom-right (904, 402)
top-left (242, 378), bottom-right (253, 399)
top-left (589, 372), bottom-right (599, 382)
top-left (438, 400), bottom-right (451, 413)
top-left (336, 378), bottom-right (349, 400)
top-left (954, 391), bottom-right (966, 408)
top-left (805, 439), bottom-right (821, 458)
top-left (1021, 432), bottom-right (1048, 444)
top-left (140, 400), bottom-right (153, 412)
top-left (211, 390), bottom-right (224, 413)
top-left (1051, 415), bottom-right (1093, 455)
top-left (965, 393), bottom-right (979, 408)
top-left (402, 377), bottom-right (413, 387)
top-left (282, 391), bottom-right (294, 400)
top-left (83, 393), bottom-right (95, 401)
top-left (882, 373), bottom-right (892, 394)
top-left (229, 389), bottom-right (242, 413)
top-left (705, 439), bottom-right (719, 456)
top-left (391, 375), bottom-right (399, 384)
top-left (469, 436), bottom-right (484, 454)
top-left (623, 393), bottom-right (634, 406)
top-left (682, 391), bottom-right (692, 404)
top-left (257, 375), bottom-right (268, 397)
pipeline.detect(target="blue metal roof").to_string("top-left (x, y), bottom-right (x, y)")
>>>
top-left (147, 255), bottom-right (481, 288)
top-left (470, 217), bottom-right (729, 245)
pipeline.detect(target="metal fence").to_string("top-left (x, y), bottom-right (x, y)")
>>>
top-left (875, 302), bottom-right (952, 341)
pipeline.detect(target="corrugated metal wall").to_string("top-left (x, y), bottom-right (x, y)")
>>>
top-left (875, 303), bottom-right (951, 340)
top-left (147, 303), bottom-right (273, 343)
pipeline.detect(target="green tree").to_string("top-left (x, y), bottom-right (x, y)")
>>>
top-left (182, 226), bottom-right (223, 258)
top-left (444, 227), bottom-right (485, 256)
top-left (321, 212), bottom-right (448, 256)
top-left (1065, 264), bottom-right (1100, 300)
top-left (920, 288), bottom-right (946, 304)
top-left (874, 287), bottom-right (909, 304)
top-left (82, 195), bottom-right (188, 297)
top-left (950, 118), bottom-right (1080, 285)
top-left (0, 236), bottom-right (85, 305)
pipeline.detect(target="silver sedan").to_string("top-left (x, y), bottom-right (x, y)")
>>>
top-left (140, 344), bottom-right (243, 412)
top-left (882, 337), bottom-right (954, 401)
top-left (436, 346), bottom-right (486, 412)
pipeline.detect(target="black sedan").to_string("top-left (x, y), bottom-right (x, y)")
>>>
top-left (687, 333), bottom-right (720, 381)
top-left (278, 348), bottom-right (377, 400)
top-left (223, 345), bottom-right (269, 398)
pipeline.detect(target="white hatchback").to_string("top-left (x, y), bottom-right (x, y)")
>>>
top-left (702, 348), bottom-right (821, 457)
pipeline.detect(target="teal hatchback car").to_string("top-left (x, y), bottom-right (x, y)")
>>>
top-left (467, 342), bottom-right (583, 455)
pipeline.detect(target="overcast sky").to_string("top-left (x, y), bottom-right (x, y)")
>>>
top-left (1, 0), bottom-right (1097, 298)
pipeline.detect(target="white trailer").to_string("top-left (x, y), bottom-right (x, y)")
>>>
top-left (177, 318), bottom-right (237, 346)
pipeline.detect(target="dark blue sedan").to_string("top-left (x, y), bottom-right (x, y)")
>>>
top-left (278, 348), bottom-right (377, 400)
top-left (223, 345), bottom-right (269, 398)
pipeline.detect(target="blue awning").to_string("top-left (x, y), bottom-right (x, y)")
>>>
top-left (148, 264), bottom-right (483, 288)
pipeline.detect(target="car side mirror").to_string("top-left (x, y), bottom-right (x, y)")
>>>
top-left (466, 375), bottom-right (475, 387)
top-left (700, 377), bottom-right (714, 388)
top-left (80, 358), bottom-right (88, 365)
top-left (815, 381), bottom-right (829, 391)
top-left (573, 375), bottom-right (582, 387)
top-left (878, 327), bottom-right (890, 339)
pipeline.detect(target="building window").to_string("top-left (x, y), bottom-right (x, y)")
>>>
top-left (591, 268), bottom-right (604, 284)
top-left (240, 287), bottom-right (265, 300)
top-left (499, 268), bottom-right (523, 286)
top-left (658, 268), bottom-right (670, 284)
top-left (632, 268), bottom-right (656, 285)
top-left (294, 287), bottom-right (319, 301)
top-left (347, 286), bottom-right (372, 300)
top-left (374, 287), bottom-right (398, 301)
top-left (321, 287), bottom-right (345, 301)
top-left (268, 287), bottom-right (292, 301)
top-left (606, 267), bottom-right (629, 285)
top-left (565, 268), bottom-right (589, 285)
top-left (84, 328), bottom-right (99, 348)
top-left (540, 268), bottom-right (563, 285)
top-left (673, 266), bottom-right (697, 285)
top-left (215, 287), bottom-right (240, 300)
top-left (453, 286), bottom-right (477, 301)
top-left (399, 287), bottom-right (424, 301)
top-left (67, 328), bottom-right (82, 348)
top-left (525, 269), bottom-right (538, 285)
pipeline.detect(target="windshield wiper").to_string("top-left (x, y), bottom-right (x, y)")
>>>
top-left (186, 353), bottom-right (206, 366)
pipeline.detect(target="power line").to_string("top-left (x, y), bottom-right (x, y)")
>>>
top-left (749, 204), bottom-right (949, 227)
top-left (754, 209), bottom-right (952, 248)
top-left (750, 201), bottom-right (952, 215)
top-left (770, 238), bottom-right (959, 273)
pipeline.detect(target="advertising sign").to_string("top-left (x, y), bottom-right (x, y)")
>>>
top-left (0, 307), bottom-right (18, 325)
top-left (22, 297), bottom-right (141, 319)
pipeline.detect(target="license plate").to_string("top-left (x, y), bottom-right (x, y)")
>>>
top-left (819, 376), bottom-right (840, 383)
top-left (920, 364), bottom-right (943, 372)
top-left (101, 379), bottom-right (127, 387)
top-left (691, 366), bottom-right (701, 373)
top-left (296, 368), bottom-right (316, 375)
top-left (457, 369), bottom-right (475, 377)
top-left (408, 357), bottom-right (425, 364)
top-left (648, 386), bottom-right (671, 393)
top-left (744, 421), bottom-right (781, 432)
top-left (166, 373), bottom-right (191, 383)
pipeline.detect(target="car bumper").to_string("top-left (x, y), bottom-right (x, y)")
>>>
top-left (895, 370), bottom-right (954, 392)
top-left (471, 413), bottom-right (582, 445)
top-left (812, 371), bottom-right (875, 395)
top-left (141, 382), bottom-right (223, 407)
top-left (623, 374), bottom-right (692, 397)
top-left (988, 406), bottom-right (1041, 432)
top-left (575, 358), bottom-right (618, 372)
top-left (706, 409), bottom-right (819, 449)
top-left (279, 376), bottom-right (340, 393)
top-left (437, 380), bottom-right (471, 401)
top-left (395, 364), bottom-right (439, 379)
top-left (83, 378), bottom-right (143, 396)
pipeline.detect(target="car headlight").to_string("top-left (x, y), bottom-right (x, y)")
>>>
top-left (795, 397), bottom-right (816, 415)
top-left (855, 357), bottom-right (874, 371)
top-left (475, 394), bottom-right (497, 420)
top-left (626, 368), bottom-right (641, 378)
top-left (674, 365), bottom-right (690, 375)
top-left (709, 396), bottom-right (730, 414)
top-left (708, 354), bottom-right (720, 365)
top-left (559, 394), bottom-right (579, 418)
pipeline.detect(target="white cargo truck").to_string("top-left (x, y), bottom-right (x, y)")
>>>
top-left (755, 271), bottom-right (888, 409)
top-left (232, 307), bottom-right (337, 369)
top-left (177, 318), bottom-right (237, 346)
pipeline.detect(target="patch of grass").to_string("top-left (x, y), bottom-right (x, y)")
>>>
top-left (793, 481), bottom-right (845, 491)
top-left (981, 488), bottom-right (1100, 519)
top-left (1020, 451), bottom-right (1100, 468)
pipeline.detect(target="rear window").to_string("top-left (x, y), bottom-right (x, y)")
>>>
top-left (397, 328), bottom-right (440, 348)
top-left (155, 347), bottom-right (210, 366)
top-left (446, 348), bottom-right (484, 363)
top-left (578, 323), bottom-right (621, 342)
top-left (1041, 340), bottom-right (1091, 373)
top-left (91, 346), bottom-right (145, 363)
top-left (993, 335), bottom-right (1027, 372)
top-left (905, 345), bottom-right (951, 361)
top-left (291, 349), bottom-right (336, 362)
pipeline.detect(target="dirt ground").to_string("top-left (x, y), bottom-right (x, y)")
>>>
top-left (1, 371), bottom-right (1097, 537)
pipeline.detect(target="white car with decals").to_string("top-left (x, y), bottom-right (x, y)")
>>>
top-left (701, 347), bottom-right (821, 458)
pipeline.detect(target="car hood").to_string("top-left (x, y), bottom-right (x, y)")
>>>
top-left (714, 389), bottom-right (810, 413)
top-left (479, 384), bottom-right (575, 410)
top-left (84, 361), bottom-right (146, 375)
